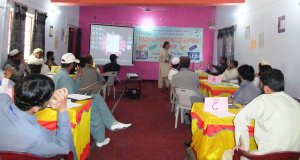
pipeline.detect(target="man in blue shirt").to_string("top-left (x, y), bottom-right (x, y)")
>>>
top-left (53, 53), bottom-right (131, 148)
top-left (0, 74), bottom-right (74, 158)
top-left (229, 64), bottom-right (261, 105)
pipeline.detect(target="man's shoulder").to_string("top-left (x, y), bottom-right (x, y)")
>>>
top-left (0, 93), bottom-right (12, 105)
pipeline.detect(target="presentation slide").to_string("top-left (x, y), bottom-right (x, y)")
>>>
top-left (90, 24), bottom-right (134, 66)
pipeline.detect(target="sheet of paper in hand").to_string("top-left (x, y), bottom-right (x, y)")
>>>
top-left (68, 94), bottom-right (92, 100)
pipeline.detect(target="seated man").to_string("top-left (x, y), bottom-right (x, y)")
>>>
top-left (27, 48), bottom-right (51, 74)
top-left (228, 64), bottom-right (261, 105)
top-left (221, 60), bottom-right (239, 82)
top-left (103, 54), bottom-right (120, 73)
top-left (172, 56), bottom-right (204, 100)
top-left (3, 49), bottom-right (31, 82)
top-left (0, 74), bottom-right (75, 158)
top-left (80, 55), bottom-right (106, 90)
top-left (206, 56), bottom-right (228, 75)
top-left (46, 51), bottom-right (58, 70)
top-left (0, 68), bottom-right (14, 94)
top-left (222, 69), bottom-right (300, 160)
top-left (53, 53), bottom-right (131, 148)
top-left (103, 54), bottom-right (120, 82)
top-left (168, 57), bottom-right (180, 82)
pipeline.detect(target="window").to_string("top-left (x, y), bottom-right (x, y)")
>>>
top-left (8, 11), bottom-right (34, 60)
top-left (24, 13), bottom-right (34, 60)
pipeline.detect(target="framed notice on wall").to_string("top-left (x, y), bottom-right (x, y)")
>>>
top-left (245, 26), bottom-right (250, 39)
top-left (278, 15), bottom-right (285, 33)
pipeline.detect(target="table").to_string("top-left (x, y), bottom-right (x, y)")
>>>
top-left (199, 80), bottom-right (239, 97)
top-left (36, 99), bottom-right (92, 160)
top-left (199, 73), bottom-right (209, 80)
top-left (191, 103), bottom-right (257, 160)
top-left (125, 78), bottom-right (143, 98)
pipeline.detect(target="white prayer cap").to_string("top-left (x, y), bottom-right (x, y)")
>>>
top-left (260, 60), bottom-right (270, 66)
top-left (9, 49), bottom-right (20, 56)
top-left (61, 53), bottom-right (80, 64)
top-left (171, 57), bottom-right (180, 65)
top-left (33, 48), bottom-right (43, 54)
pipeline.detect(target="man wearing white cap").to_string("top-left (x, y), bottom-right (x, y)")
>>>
top-left (27, 48), bottom-right (50, 74)
top-left (53, 53), bottom-right (131, 148)
top-left (3, 49), bottom-right (30, 82)
top-left (168, 57), bottom-right (180, 82)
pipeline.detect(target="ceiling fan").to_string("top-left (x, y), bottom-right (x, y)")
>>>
top-left (138, 7), bottom-right (165, 12)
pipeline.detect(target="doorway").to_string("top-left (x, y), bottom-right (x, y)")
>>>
top-left (67, 26), bottom-right (81, 58)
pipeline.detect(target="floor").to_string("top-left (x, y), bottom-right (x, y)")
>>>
top-left (89, 81), bottom-right (191, 160)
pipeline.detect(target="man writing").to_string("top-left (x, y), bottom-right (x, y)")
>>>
top-left (222, 69), bottom-right (300, 159)
top-left (53, 53), bottom-right (131, 148)
top-left (0, 74), bottom-right (74, 158)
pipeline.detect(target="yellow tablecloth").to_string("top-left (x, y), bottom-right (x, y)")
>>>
top-left (191, 103), bottom-right (257, 160)
top-left (199, 80), bottom-right (239, 97)
top-left (35, 99), bottom-right (92, 160)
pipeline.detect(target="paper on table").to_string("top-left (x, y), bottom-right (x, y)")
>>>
top-left (67, 101), bottom-right (81, 109)
top-left (68, 94), bottom-right (91, 100)
top-left (210, 111), bottom-right (235, 118)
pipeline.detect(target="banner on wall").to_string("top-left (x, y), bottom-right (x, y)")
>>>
top-left (133, 26), bottom-right (203, 62)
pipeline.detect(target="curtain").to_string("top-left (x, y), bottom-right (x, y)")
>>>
top-left (10, 2), bottom-right (27, 53)
top-left (31, 10), bottom-right (47, 52)
top-left (217, 25), bottom-right (235, 63)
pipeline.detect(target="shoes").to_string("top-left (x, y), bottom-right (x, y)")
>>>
top-left (96, 138), bottom-right (110, 148)
top-left (111, 121), bottom-right (132, 131)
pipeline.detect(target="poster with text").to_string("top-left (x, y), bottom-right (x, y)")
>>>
top-left (134, 26), bottom-right (203, 62)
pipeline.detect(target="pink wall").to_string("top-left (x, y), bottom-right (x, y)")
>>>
top-left (79, 6), bottom-right (215, 80)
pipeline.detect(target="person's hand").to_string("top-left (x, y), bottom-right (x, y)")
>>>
top-left (48, 88), bottom-right (68, 112)
top-left (228, 97), bottom-right (233, 104)
top-left (4, 68), bottom-right (13, 79)
top-left (20, 58), bottom-right (26, 64)
top-left (74, 68), bottom-right (83, 79)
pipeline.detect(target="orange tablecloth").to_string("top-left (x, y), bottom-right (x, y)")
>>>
top-left (36, 99), bottom-right (92, 160)
top-left (199, 73), bottom-right (209, 80)
top-left (199, 80), bottom-right (239, 97)
top-left (191, 103), bottom-right (257, 160)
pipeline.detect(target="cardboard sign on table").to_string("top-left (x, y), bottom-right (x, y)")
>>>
top-left (208, 75), bottom-right (222, 83)
top-left (204, 97), bottom-right (228, 112)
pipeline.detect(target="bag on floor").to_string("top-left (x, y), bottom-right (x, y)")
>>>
top-left (184, 113), bottom-right (191, 125)
top-left (185, 141), bottom-right (197, 160)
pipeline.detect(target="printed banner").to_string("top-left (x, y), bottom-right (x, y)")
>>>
top-left (134, 26), bottom-right (203, 62)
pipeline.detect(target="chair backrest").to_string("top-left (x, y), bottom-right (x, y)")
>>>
top-left (175, 88), bottom-right (201, 108)
top-left (28, 64), bottom-right (42, 74)
top-left (0, 151), bottom-right (73, 160)
top-left (233, 149), bottom-right (300, 160)
top-left (101, 71), bottom-right (117, 85)
top-left (77, 81), bottom-right (104, 95)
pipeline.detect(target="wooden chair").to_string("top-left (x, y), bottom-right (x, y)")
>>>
top-left (0, 151), bottom-right (73, 160)
top-left (233, 149), bottom-right (300, 160)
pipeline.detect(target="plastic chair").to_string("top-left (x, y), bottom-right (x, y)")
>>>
top-left (77, 81), bottom-right (106, 98)
top-left (0, 151), bottom-right (73, 160)
top-left (101, 71), bottom-right (117, 99)
top-left (170, 85), bottom-right (177, 112)
top-left (233, 149), bottom-right (300, 160)
top-left (174, 88), bottom-right (202, 128)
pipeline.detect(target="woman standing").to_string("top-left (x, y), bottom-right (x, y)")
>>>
top-left (158, 41), bottom-right (171, 89)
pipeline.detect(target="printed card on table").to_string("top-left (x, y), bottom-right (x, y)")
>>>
top-left (208, 75), bottom-right (222, 83)
top-left (204, 97), bottom-right (228, 112)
